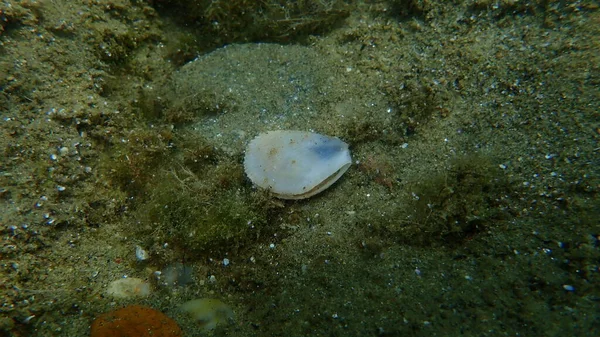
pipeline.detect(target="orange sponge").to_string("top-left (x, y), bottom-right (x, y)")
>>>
top-left (90, 305), bottom-right (182, 337)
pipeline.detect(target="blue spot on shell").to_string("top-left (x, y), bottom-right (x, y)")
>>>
top-left (310, 138), bottom-right (345, 159)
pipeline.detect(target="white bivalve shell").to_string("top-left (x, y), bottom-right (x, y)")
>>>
top-left (244, 130), bottom-right (352, 199)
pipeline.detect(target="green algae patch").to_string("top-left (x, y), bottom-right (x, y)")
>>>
top-left (152, 0), bottom-right (350, 49)
top-left (99, 124), bottom-right (270, 255)
top-left (384, 78), bottom-right (454, 137)
top-left (135, 167), bottom-right (267, 255)
top-left (378, 154), bottom-right (513, 246)
top-left (99, 126), bottom-right (176, 196)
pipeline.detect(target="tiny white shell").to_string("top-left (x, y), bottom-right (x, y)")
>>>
top-left (244, 130), bottom-right (351, 199)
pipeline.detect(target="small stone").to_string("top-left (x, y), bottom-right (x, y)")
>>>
top-left (105, 277), bottom-right (151, 298)
top-left (91, 305), bottom-right (182, 337)
top-left (563, 284), bottom-right (575, 292)
top-left (135, 245), bottom-right (149, 261)
top-left (161, 263), bottom-right (194, 287)
top-left (179, 298), bottom-right (234, 332)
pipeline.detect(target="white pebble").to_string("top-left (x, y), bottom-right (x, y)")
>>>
top-left (105, 278), bottom-right (151, 298)
top-left (135, 245), bottom-right (149, 261)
